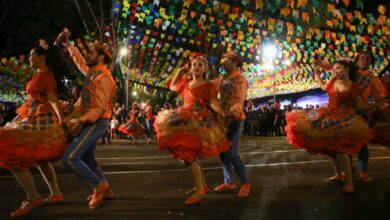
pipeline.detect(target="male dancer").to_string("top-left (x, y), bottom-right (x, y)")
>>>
top-left (56, 29), bottom-right (117, 209)
top-left (144, 100), bottom-right (153, 144)
top-left (353, 51), bottom-right (387, 182)
top-left (213, 51), bottom-right (251, 197)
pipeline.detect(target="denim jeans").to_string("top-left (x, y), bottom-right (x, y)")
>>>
top-left (356, 111), bottom-right (369, 172)
top-left (62, 119), bottom-right (109, 187)
top-left (145, 119), bottom-right (154, 140)
top-left (219, 121), bottom-right (249, 184)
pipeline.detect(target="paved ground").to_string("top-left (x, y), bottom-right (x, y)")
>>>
top-left (1, 137), bottom-right (390, 220)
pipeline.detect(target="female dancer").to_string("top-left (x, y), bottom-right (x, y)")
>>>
top-left (0, 44), bottom-right (69, 217)
top-left (118, 102), bottom-right (148, 144)
top-left (154, 56), bottom-right (229, 205)
top-left (285, 61), bottom-right (371, 193)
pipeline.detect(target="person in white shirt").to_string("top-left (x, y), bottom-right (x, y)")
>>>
top-left (110, 115), bottom-right (119, 139)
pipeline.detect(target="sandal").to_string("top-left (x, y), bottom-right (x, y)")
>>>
top-left (238, 183), bottom-right (251, 198)
top-left (185, 186), bottom-right (209, 195)
top-left (43, 194), bottom-right (64, 206)
top-left (87, 187), bottom-right (114, 201)
top-left (11, 197), bottom-right (44, 217)
top-left (325, 173), bottom-right (345, 183)
top-left (185, 190), bottom-right (206, 205)
top-left (214, 183), bottom-right (236, 192)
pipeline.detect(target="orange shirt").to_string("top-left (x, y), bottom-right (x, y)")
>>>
top-left (212, 70), bottom-right (248, 121)
top-left (68, 45), bottom-right (117, 123)
top-left (145, 105), bottom-right (153, 120)
top-left (355, 70), bottom-right (387, 108)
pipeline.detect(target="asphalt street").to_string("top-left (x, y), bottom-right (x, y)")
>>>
top-left (1, 137), bottom-right (390, 220)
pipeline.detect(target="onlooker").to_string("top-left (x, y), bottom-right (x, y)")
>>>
top-left (110, 115), bottom-right (119, 139)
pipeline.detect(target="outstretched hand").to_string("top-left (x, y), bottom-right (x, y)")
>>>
top-left (55, 28), bottom-right (71, 47)
top-left (177, 66), bottom-right (190, 77)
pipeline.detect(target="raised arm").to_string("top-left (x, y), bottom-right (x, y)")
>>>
top-left (67, 44), bottom-right (90, 75)
top-left (56, 28), bottom-right (89, 75)
top-left (170, 67), bottom-right (189, 92)
top-left (314, 67), bottom-right (327, 91)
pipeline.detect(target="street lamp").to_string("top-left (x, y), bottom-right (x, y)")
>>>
top-left (283, 59), bottom-right (292, 66)
top-left (263, 44), bottom-right (277, 60)
top-left (262, 44), bottom-right (278, 103)
top-left (119, 47), bottom-right (128, 56)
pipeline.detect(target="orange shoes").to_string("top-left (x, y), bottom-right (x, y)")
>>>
top-left (214, 183), bottom-right (250, 197)
top-left (43, 194), bottom-right (64, 206)
top-left (359, 172), bottom-right (373, 183)
top-left (214, 183), bottom-right (236, 192)
top-left (185, 186), bottom-right (209, 195)
top-left (11, 197), bottom-right (44, 218)
top-left (238, 183), bottom-right (251, 198)
top-left (87, 187), bottom-right (115, 201)
top-left (89, 182), bottom-right (109, 209)
top-left (325, 173), bottom-right (346, 183)
top-left (185, 190), bottom-right (206, 205)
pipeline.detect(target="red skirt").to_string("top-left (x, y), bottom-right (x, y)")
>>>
top-left (154, 109), bottom-right (230, 163)
top-left (0, 113), bottom-right (68, 170)
top-left (285, 108), bottom-right (370, 155)
top-left (118, 123), bottom-right (145, 137)
top-left (0, 126), bottom-right (68, 170)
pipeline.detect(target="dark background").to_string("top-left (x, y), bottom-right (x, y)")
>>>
top-left (0, 0), bottom-right (112, 57)
top-left (1, 0), bottom-right (389, 58)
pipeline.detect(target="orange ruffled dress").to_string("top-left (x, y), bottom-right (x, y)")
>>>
top-left (154, 78), bottom-right (230, 163)
top-left (285, 79), bottom-right (370, 155)
top-left (118, 110), bottom-right (145, 137)
top-left (0, 71), bottom-right (68, 170)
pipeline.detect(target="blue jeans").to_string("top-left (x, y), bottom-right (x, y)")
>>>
top-left (219, 121), bottom-right (249, 184)
top-left (62, 119), bottom-right (109, 187)
top-left (356, 111), bottom-right (369, 172)
top-left (145, 119), bottom-right (154, 140)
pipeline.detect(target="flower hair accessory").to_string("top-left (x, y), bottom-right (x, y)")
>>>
top-left (189, 55), bottom-right (207, 65)
top-left (39, 39), bottom-right (49, 50)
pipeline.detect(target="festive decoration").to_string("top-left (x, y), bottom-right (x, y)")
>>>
top-left (116, 0), bottom-right (389, 99)
top-left (2, 0), bottom-right (389, 102)
top-left (0, 59), bottom-right (34, 102)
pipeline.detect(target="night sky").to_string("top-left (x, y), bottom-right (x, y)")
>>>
top-left (0, 0), bottom-right (389, 57)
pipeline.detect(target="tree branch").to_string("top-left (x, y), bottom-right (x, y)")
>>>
top-left (0, 0), bottom-right (9, 28)
top-left (84, 0), bottom-right (102, 40)
top-left (109, 0), bottom-right (122, 72)
top-left (99, 0), bottom-right (104, 41)
top-left (73, 0), bottom-right (90, 36)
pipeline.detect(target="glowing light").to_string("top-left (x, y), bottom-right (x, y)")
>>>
top-left (283, 59), bottom-right (292, 66)
top-left (263, 62), bottom-right (274, 70)
top-left (263, 44), bottom-right (277, 60)
top-left (132, 91), bottom-right (138, 96)
top-left (119, 47), bottom-right (128, 56)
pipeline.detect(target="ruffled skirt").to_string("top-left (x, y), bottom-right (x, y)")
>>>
top-left (118, 122), bottom-right (145, 137)
top-left (285, 108), bottom-right (370, 155)
top-left (0, 115), bottom-right (68, 170)
top-left (154, 108), bottom-right (230, 163)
